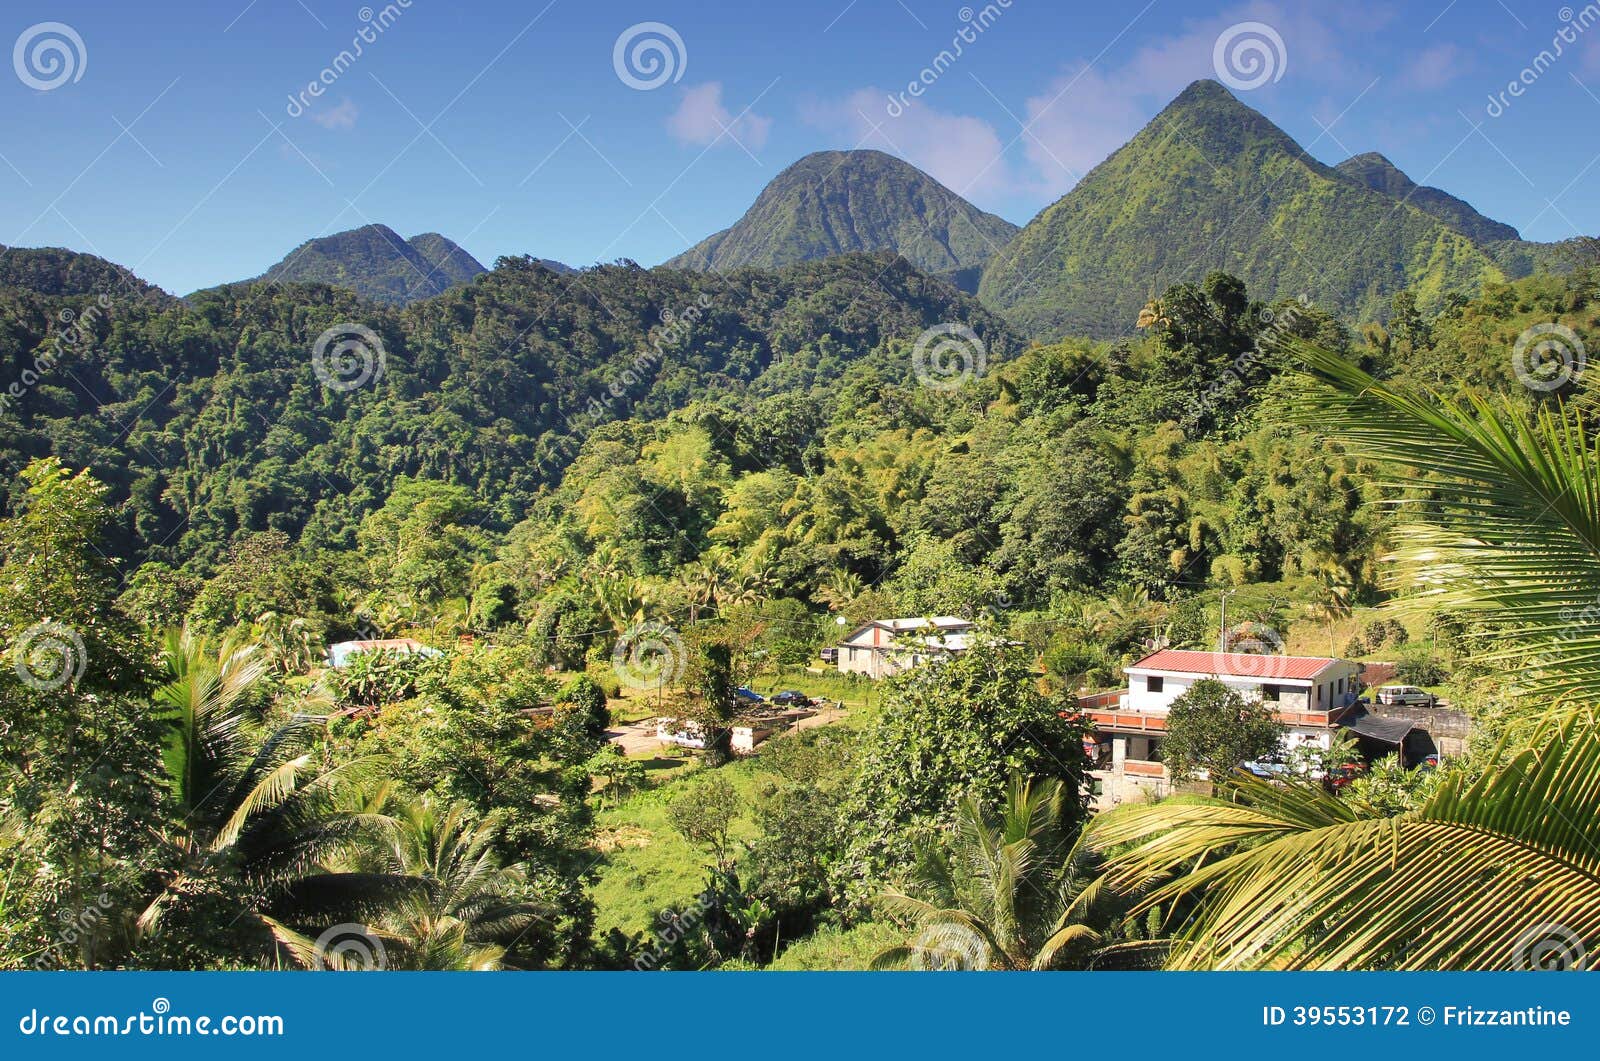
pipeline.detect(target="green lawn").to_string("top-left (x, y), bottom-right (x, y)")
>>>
top-left (589, 753), bottom-right (772, 940)
top-left (764, 921), bottom-right (902, 971)
top-left (745, 664), bottom-right (881, 710)
top-left (588, 697), bottom-right (879, 946)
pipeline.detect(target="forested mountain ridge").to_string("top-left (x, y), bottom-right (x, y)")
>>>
top-left (0, 249), bottom-right (1015, 569)
top-left (665, 150), bottom-right (1019, 274)
top-left (978, 80), bottom-right (1524, 339)
top-left (0, 244), bottom-right (172, 302)
top-left (224, 224), bottom-right (493, 305)
top-left (1333, 151), bottom-right (1520, 244)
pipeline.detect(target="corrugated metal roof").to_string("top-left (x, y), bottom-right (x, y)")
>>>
top-left (1127, 649), bottom-right (1347, 681)
top-left (1339, 707), bottom-right (1416, 744)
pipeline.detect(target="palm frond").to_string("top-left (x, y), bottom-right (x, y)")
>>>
top-left (1091, 713), bottom-right (1600, 969)
top-left (1291, 342), bottom-right (1600, 703)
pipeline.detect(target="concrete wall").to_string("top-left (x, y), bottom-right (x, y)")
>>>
top-left (1369, 702), bottom-right (1472, 758)
top-left (1125, 661), bottom-right (1362, 714)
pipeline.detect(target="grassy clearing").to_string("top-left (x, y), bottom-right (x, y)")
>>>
top-left (589, 751), bottom-right (772, 939)
top-left (589, 698), bottom-right (879, 945)
top-left (765, 921), bottom-right (901, 971)
top-left (747, 665), bottom-right (881, 709)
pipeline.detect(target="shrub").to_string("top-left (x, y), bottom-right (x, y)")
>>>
top-left (555, 674), bottom-right (612, 753)
top-left (1393, 652), bottom-right (1446, 687)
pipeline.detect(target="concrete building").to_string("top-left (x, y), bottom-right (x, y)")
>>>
top-left (1082, 649), bottom-right (1363, 807)
top-left (834, 616), bottom-right (976, 679)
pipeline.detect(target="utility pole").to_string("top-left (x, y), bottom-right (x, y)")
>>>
top-left (1218, 590), bottom-right (1234, 653)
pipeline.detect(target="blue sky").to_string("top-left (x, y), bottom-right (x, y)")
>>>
top-left (2, 0), bottom-right (1598, 294)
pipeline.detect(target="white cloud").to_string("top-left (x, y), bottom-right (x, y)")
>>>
top-left (667, 83), bottom-right (772, 151)
top-left (1401, 44), bottom-right (1465, 90)
top-left (1018, 2), bottom-right (1376, 197)
top-left (800, 88), bottom-right (1013, 198)
top-left (804, 3), bottom-right (1385, 204)
top-left (310, 97), bottom-right (359, 131)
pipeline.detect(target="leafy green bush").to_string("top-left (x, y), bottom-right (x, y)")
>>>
top-left (839, 641), bottom-right (1089, 897)
top-left (555, 674), bottom-right (612, 754)
top-left (1393, 652), bottom-right (1447, 687)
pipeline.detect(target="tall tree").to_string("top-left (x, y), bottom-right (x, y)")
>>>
top-left (0, 460), bottom-right (164, 969)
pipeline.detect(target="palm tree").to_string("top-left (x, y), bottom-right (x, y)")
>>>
top-left (1294, 344), bottom-right (1600, 704)
top-left (271, 794), bottom-right (551, 970)
top-left (1085, 344), bottom-right (1600, 969)
top-left (137, 628), bottom-right (391, 957)
top-left (873, 777), bottom-right (1107, 971)
top-left (1092, 712), bottom-right (1600, 969)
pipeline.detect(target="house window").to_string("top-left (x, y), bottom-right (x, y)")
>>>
top-left (1146, 676), bottom-right (1164, 693)
top-left (1262, 683), bottom-right (1284, 701)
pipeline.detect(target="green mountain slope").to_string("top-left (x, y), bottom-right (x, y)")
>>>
top-left (238, 224), bottom-right (493, 305)
top-left (666, 150), bottom-right (1019, 274)
top-left (0, 244), bottom-right (170, 302)
top-left (1334, 152), bottom-right (1520, 244)
top-left (978, 80), bottom-right (1511, 339)
top-left (405, 231), bottom-right (491, 285)
top-left (1, 248), bottom-right (1015, 563)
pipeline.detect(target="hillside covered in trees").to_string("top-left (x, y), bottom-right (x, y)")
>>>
top-left (3, 206), bottom-right (1597, 971)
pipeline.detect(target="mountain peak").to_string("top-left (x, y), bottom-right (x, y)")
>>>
top-left (664, 148), bottom-right (1018, 274)
top-left (1171, 78), bottom-right (1237, 104)
top-left (1335, 152), bottom-right (1519, 243)
top-left (248, 226), bottom-right (488, 305)
top-left (978, 81), bottom-right (1510, 338)
top-left (1345, 150), bottom-right (1396, 168)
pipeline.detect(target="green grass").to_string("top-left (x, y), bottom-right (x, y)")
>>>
top-left (589, 753), bottom-right (773, 940)
top-left (765, 921), bottom-right (902, 971)
top-left (588, 681), bottom-right (882, 945)
top-left (746, 664), bottom-right (881, 710)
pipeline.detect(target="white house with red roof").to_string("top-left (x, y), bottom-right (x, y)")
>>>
top-left (1081, 649), bottom-right (1363, 807)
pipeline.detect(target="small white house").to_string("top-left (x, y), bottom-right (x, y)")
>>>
top-left (1082, 649), bottom-right (1363, 807)
top-left (835, 616), bottom-right (975, 679)
top-left (1124, 649), bottom-right (1361, 722)
top-left (326, 637), bottom-right (442, 669)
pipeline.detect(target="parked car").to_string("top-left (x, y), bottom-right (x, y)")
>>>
top-left (735, 686), bottom-right (766, 704)
top-left (771, 690), bottom-right (813, 708)
top-left (1375, 684), bottom-right (1436, 707)
top-left (819, 647), bottom-right (838, 665)
top-left (1241, 756), bottom-right (1289, 780)
top-left (1326, 761), bottom-right (1367, 791)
